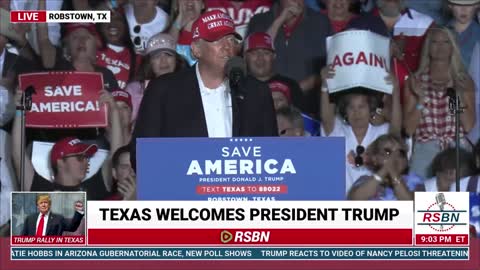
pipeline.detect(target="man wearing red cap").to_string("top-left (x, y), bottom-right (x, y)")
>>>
top-left (246, 0), bottom-right (331, 93)
top-left (132, 10), bottom-right (277, 168)
top-left (244, 32), bottom-right (305, 113)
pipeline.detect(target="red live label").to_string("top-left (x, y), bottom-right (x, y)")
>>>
top-left (10, 11), bottom-right (47, 23)
top-left (415, 234), bottom-right (469, 246)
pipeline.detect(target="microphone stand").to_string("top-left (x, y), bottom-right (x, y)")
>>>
top-left (17, 86), bottom-right (34, 191)
top-left (448, 89), bottom-right (465, 192)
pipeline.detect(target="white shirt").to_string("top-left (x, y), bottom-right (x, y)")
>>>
top-left (196, 65), bottom-right (233, 138)
top-left (322, 117), bottom-right (390, 194)
top-left (124, 4), bottom-right (169, 54)
top-left (35, 211), bottom-right (50, 236)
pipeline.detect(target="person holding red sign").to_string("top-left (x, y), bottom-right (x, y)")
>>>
top-left (131, 10), bottom-right (277, 169)
top-left (12, 89), bottom-right (123, 200)
top-left (36, 0), bottom-right (118, 91)
top-left (111, 89), bottom-right (133, 146)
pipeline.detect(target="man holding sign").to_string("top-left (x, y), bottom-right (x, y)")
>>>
top-left (12, 88), bottom-right (122, 200)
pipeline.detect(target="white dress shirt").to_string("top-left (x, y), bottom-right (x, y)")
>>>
top-left (196, 65), bottom-right (233, 138)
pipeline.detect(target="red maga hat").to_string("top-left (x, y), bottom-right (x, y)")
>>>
top-left (191, 10), bottom-right (242, 42)
top-left (50, 137), bottom-right (98, 166)
top-left (244, 32), bottom-right (275, 52)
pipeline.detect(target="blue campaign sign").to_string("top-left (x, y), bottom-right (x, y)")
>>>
top-left (137, 137), bottom-right (345, 200)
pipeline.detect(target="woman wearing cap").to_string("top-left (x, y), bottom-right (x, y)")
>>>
top-left (320, 66), bottom-right (402, 194)
top-left (125, 32), bottom-right (187, 122)
top-left (404, 27), bottom-right (476, 179)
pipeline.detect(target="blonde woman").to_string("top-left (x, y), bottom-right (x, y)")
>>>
top-left (404, 27), bottom-right (476, 179)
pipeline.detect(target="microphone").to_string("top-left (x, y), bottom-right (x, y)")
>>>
top-left (446, 87), bottom-right (456, 115)
top-left (436, 193), bottom-right (446, 211)
top-left (435, 193), bottom-right (446, 230)
top-left (225, 56), bottom-right (246, 100)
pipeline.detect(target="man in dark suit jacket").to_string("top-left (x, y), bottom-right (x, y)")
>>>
top-left (22, 194), bottom-right (84, 236)
top-left (131, 10), bottom-right (278, 169)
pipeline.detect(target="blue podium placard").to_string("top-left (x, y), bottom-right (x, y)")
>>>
top-left (137, 137), bottom-right (345, 200)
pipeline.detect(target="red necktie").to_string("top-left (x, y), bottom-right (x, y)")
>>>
top-left (36, 214), bottom-right (45, 236)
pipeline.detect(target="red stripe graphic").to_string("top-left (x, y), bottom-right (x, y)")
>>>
top-left (88, 228), bottom-right (412, 245)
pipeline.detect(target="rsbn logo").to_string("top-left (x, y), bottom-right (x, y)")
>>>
top-left (417, 193), bottom-right (466, 232)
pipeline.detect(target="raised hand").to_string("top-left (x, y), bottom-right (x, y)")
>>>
top-left (74, 201), bottom-right (84, 212)
top-left (118, 172), bottom-right (137, 200)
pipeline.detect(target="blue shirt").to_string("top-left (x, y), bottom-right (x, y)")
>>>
top-left (404, 0), bottom-right (446, 25)
top-left (352, 173), bottom-right (423, 201)
top-left (449, 20), bottom-right (480, 68)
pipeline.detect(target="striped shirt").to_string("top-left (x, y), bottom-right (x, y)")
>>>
top-left (415, 72), bottom-right (465, 149)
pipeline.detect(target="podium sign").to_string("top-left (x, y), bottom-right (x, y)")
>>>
top-left (137, 137), bottom-right (345, 200)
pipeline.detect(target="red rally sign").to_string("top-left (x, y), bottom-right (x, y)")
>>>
top-left (19, 72), bottom-right (107, 128)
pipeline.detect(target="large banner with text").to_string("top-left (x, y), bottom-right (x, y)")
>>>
top-left (136, 137), bottom-right (345, 200)
top-left (326, 30), bottom-right (392, 94)
top-left (19, 72), bottom-right (107, 128)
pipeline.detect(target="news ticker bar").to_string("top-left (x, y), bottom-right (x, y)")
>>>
top-left (11, 247), bottom-right (469, 260)
top-left (10, 11), bottom-right (110, 23)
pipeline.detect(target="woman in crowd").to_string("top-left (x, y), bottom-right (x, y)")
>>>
top-left (96, 8), bottom-right (139, 89)
top-left (418, 148), bottom-right (478, 192)
top-left (125, 32), bottom-right (187, 122)
top-left (124, 0), bottom-right (169, 54)
top-left (323, 0), bottom-right (358, 33)
top-left (348, 134), bottom-right (421, 200)
top-left (404, 27), bottom-right (476, 179)
top-left (321, 66), bottom-right (402, 194)
top-left (168, 0), bottom-right (204, 65)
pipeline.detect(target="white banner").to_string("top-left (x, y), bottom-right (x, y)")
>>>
top-left (32, 141), bottom-right (107, 181)
top-left (326, 30), bottom-right (392, 94)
